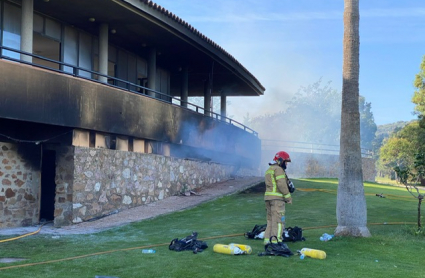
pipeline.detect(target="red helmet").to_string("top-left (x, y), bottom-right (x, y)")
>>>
top-left (273, 151), bottom-right (291, 165)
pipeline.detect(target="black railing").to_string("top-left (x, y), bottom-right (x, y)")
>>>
top-left (261, 139), bottom-right (373, 158)
top-left (0, 45), bottom-right (258, 136)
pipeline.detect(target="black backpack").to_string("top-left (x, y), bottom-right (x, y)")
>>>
top-left (258, 236), bottom-right (294, 257)
top-left (169, 232), bottom-right (208, 253)
top-left (244, 224), bottom-right (267, 239)
top-left (282, 226), bottom-right (305, 242)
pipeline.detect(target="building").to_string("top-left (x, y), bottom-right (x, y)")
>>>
top-left (0, 0), bottom-right (265, 227)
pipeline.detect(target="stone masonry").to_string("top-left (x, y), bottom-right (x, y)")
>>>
top-left (1, 142), bottom-right (253, 228)
top-left (0, 143), bottom-right (41, 227)
top-left (61, 146), bottom-right (239, 227)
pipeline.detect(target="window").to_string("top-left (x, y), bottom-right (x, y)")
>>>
top-left (2, 2), bottom-right (21, 59)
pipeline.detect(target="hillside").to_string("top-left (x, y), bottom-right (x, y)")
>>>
top-left (376, 120), bottom-right (415, 139)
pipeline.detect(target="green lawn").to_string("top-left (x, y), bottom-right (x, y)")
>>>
top-left (0, 178), bottom-right (423, 278)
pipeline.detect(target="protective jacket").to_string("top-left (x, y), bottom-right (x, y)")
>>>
top-left (264, 164), bottom-right (291, 202)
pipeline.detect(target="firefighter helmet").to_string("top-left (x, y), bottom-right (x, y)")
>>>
top-left (273, 151), bottom-right (291, 166)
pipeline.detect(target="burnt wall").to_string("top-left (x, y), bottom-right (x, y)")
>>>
top-left (0, 60), bottom-right (260, 169)
top-left (0, 142), bottom-right (41, 227)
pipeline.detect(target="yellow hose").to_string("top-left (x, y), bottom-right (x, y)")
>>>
top-left (0, 224), bottom-right (45, 243)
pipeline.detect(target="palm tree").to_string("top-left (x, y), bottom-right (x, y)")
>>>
top-left (335, 0), bottom-right (371, 237)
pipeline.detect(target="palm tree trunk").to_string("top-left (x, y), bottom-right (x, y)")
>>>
top-left (335, 0), bottom-right (371, 237)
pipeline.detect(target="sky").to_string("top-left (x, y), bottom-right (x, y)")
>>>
top-left (153, 0), bottom-right (425, 126)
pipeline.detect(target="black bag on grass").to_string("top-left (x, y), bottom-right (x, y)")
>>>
top-left (169, 232), bottom-right (208, 253)
top-left (258, 236), bottom-right (294, 257)
top-left (282, 226), bottom-right (305, 242)
top-left (244, 224), bottom-right (267, 239)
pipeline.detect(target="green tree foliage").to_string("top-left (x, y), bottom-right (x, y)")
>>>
top-left (379, 137), bottom-right (414, 169)
top-left (394, 153), bottom-right (425, 231)
top-left (372, 121), bottom-right (411, 158)
top-left (412, 55), bottom-right (425, 127)
top-left (359, 96), bottom-right (377, 150)
top-left (378, 121), bottom-right (425, 176)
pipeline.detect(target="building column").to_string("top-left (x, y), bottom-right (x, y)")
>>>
top-left (147, 47), bottom-right (157, 97)
top-left (99, 23), bottom-right (109, 83)
top-left (20, 0), bottom-right (33, 63)
top-left (204, 78), bottom-right (211, 116)
top-left (220, 91), bottom-right (227, 119)
top-left (181, 66), bottom-right (188, 107)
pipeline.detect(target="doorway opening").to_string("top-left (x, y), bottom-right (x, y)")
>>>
top-left (40, 150), bottom-right (56, 222)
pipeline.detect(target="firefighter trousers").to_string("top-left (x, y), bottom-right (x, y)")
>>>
top-left (264, 199), bottom-right (285, 244)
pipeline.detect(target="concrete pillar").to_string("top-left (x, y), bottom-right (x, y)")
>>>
top-left (181, 66), bottom-right (189, 107)
top-left (116, 136), bottom-right (129, 151)
top-left (95, 133), bottom-right (108, 148)
top-left (133, 139), bottom-right (146, 153)
top-left (147, 48), bottom-right (157, 97)
top-left (72, 129), bottom-right (90, 147)
top-left (163, 144), bottom-right (170, 157)
top-left (204, 78), bottom-right (211, 116)
top-left (99, 23), bottom-right (109, 83)
top-left (145, 141), bottom-right (153, 153)
top-left (220, 91), bottom-right (227, 119)
top-left (20, 0), bottom-right (33, 63)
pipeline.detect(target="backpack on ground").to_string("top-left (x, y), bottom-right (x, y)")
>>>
top-left (282, 226), bottom-right (305, 242)
top-left (244, 224), bottom-right (267, 239)
top-left (169, 232), bottom-right (208, 253)
top-left (258, 236), bottom-right (294, 257)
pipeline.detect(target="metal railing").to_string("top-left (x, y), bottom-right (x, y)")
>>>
top-left (261, 139), bottom-right (373, 158)
top-left (0, 45), bottom-right (258, 136)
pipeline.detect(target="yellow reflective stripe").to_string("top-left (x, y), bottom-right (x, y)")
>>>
top-left (284, 193), bottom-right (291, 198)
top-left (275, 174), bottom-right (286, 180)
top-left (266, 168), bottom-right (288, 197)
top-left (277, 223), bottom-right (283, 241)
top-left (265, 192), bottom-right (284, 197)
top-left (265, 169), bottom-right (278, 192)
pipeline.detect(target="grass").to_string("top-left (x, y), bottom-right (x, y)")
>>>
top-left (0, 178), bottom-right (424, 278)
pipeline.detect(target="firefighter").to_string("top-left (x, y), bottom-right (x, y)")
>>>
top-left (264, 151), bottom-right (292, 244)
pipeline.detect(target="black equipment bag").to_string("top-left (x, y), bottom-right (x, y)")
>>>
top-left (169, 232), bottom-right (208, 253)
top-left (244, 224), bottom-right (267, 239)
top-left (282, 226), bottom-right (305, 242)
top-left (258, 236), bottom-right (294, 257)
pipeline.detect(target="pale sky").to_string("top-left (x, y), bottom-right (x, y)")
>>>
top-left (153, 0), bottom-right (425, 126)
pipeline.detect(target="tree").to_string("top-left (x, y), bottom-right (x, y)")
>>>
top-left (412, 55), bottom-right (425, 127)
top-left (284, 79), bottom-right (341, 144)
top-left (359, 96), bottom-right (377, 150)
top-left (379, 137), bottom-right (414, 170)
top-left (378, 121), bottom-right (425, 177)
top-left (335, 0), bottom-right (371, 237)
top-left (394, 153), bottom-right (425, 231)
top-left (248, 78), bottom-right (376, 150)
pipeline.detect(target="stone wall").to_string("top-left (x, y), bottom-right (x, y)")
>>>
top-left (52, 146), bottom-right (75, 227)
top-left (0, 142), bottom-right (41, 227)
top-left (56, 146), bottom-right (254, 227)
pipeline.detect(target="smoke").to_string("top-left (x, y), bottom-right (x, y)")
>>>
top-left (169, 112), bottom-right (261, 172)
